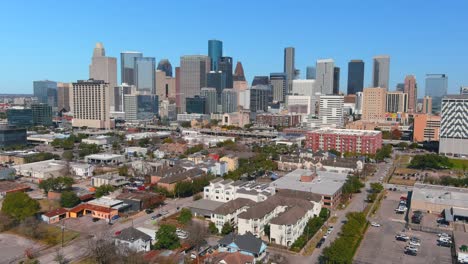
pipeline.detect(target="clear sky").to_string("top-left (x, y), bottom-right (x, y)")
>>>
top-left (1, 0), bottom-right (467, 97)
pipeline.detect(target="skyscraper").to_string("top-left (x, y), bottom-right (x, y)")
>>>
top-left (155, 70), bottom-right (176, 99)
top-left (333, 67), bottom-right (340, 95)
top-left (316, 59), bottom-right (335, 95)
top-left (207, 71), bottom-right (226, 104)
top-left (306, 66), bottom-right (316, 80)
top-left (316, 95), bottom-right (344, 128)
top-left (57, 82), bottom-right (71, 111)
top-left (386, 91), bottom-right (408, 113)
top-left (218, 57), bottom-right (233, 88)
top-left (233, 61), bottom-right (248, 92)
top-left (208, 40), bottom-right (223, 71)
top-left (404, 75), bottom-right (417, 113)
top-left (284, 47), bottom-right (295, 92)
top-left (186, 96), bottom-right (206, 114)
top-left (252, 76), bottom-right (269, 86)
top-left (89, 42), bottom-right (117, 94)
top-left (134, 57), bottom-right (155, 93)
top-left (372, 55), bottom-right (390, 90)
top-left (439, 95), bottom-right (468, 157)
top-left (362, 87), bottom-right (387, 122)
top-left (179, 55), bottom-right (210, 113)
top-left (121, 51), bottom-right (143, 85)
top-left (291, 80), bottom-right (317, 97)
top-left (422, 96), bottom-right (432, 114)
top-left (269, 73), bottom-right (287, 103)
top-left (157, 59), bottom-right (173, 77)
top-left (114, 84), bottom-right (134, 112)
top-left (31, 103), bottom-right (53, 126)
top-left (347, 60), bottom-right (364, 95)
top-left (201, 87), bottom-right (218, 114)
top-left (33, 80), bottom-right (57, 107)
top-left (71, 79), bottom-right (112, 129)
top-left (250, 85), bottom-right (270, 112)
top-left (221, 89), bottom-right (238, 113)
top-left (396, 83), bottom-right (405, 92)
top-left (425, 74), bottom-right (448, 113)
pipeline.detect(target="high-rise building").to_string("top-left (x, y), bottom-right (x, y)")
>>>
top-left (89, 43), bottom-right (117, 103)
top-left (175, 67), bottom-right (181, 112)
top-left (7, 108), bottom-right (33, 127)
top-left (134, 57), bottom-right (155, 93)
top-left (284, 47), bottom-right (295, 93)
top-left (333, 67), bottom-right (340, 95)
top-left (460, 86), bottom-right (468, 95)
top-left (270, 73), bottom-right (287, 103)
top-left (31, 103), bottom-right (53, 126)
top-left (306, 66), bottom-right (316, 80)
top-left (57, 82), bottom-right (71, 111)
top-left (221, 89), bottom-right (237, 113)
top-left (315, 95), bottom-right (344, 128)
top-left (250, 85), bottom-right (270, 112)
top-left (218, 57), bottom-right (233, 88)
top-left (127, 94), bottom-right (159, 121)
top-left (425, 74), bottom-right (448, 113)
top-left (439, 95), bottom-right (468, 157)
top-left (287, 95), bottom-right (312, 115)
top-left (372, 55), bottom-right (390, 90)
top-left (0, 126), bottom-right (27, 148)
top-left (355, 92), bottom-right (363, 115)
top-left (413, 114), bottom-right (440, 142)
top-left (252, 76), bottom-right (269, 86)
top-left (362, 87), bottom-right (387, 122)
top-left (33, 80), bottom-right (57, 107)
top-left (422, 96), bottom-right (432, 114)
top-left (208, 40), bottom-right (223, 71)
top-left (186, 96), bottom-right (206, 114)
top-left (71, 79), bottom-right (112, 129)
top-left (396, 83), bottom-right (405, 92)
top-left (404, 75), bottom-right (417, 113)
top-left (121, 51), bottom-right (143, 85)
top-left (386, 91), bottom-right (408, 113)
top-left (233, 61), bottom-right (248, 93)
top-left (159, 99), bottom-right (177, 121)
top-left (207, 71), bottom-right (226, 104)
top-left (291, 80), bottom-right (316, 97)
top-left (114, 84), bottom-right (134, 112)
top-left (347, 60), bottom-right (364, 95)
top-left (157, 59), bottom-right (173, 77)
top-left (155, 70), bottom-right (176, 99)
top-left (179, 55), bottom-right (210, 113)
top-left (201, 87), bottom-right (218, 114)
top-left (316, 59), bottom-right (335, 95)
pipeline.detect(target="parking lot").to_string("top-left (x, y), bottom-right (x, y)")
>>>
top-left (355, 191), bottom-right (452, 264)
top-left (62, 215), bottom-right (111, 235)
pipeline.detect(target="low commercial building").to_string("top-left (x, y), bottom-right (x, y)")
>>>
top-left (69, 203), bottom-right (119, 223)
top-left (115, 227), bottom-right (152, 252)
top-left (125, 147), bottom-right (148, 156)
top-left (204, 178), bottom-right (276, 203)
top-left (0, 125), bottom-right (27, 147)
top-left (177, 113), bottom-right (210, 122)
top-left (92, 174), bottom-right (129, 188)
top-left (125, 132), bottom-right (170, 141)
top-left (41, 208), bottom-right (69, 224)
top-left (82, 135), bottom-right (113, 146)
top-left (189, 199), bottom-right (224, 218)
top-left (27, 133), bottom-right (69, 145)
top-left (117, 191), bottom-right (165, 211)
top-left (70, 162), bottom-right (95, 178)
top-left (157, 168), bottom-right (205, 192)
top-left (13, 159), bottom-right (67, 180)
top-left (0, 181), bottom-right (30, 198)
top-left (84, 154), bottom-right (125, 165)
top-left (181, 130), bottom-right (235, 147)
top-left (88, 196), bottom-right (131, 213)
top-left (0, 151), bottom-right (39, 165)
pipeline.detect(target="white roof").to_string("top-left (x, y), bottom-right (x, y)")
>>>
top-left (412, 183), bottom-right (468, 209)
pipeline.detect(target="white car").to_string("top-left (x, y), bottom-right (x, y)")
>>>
top-left (438, 233), bottom-right (450, 238)
top-left (409, 240), bottom-right (421, 246)
top-left (438, 237), bottom-right (452, 243)
top-left (405, 245), bottom-right (419, 252)
top-left (371, 222), bottom-right (381, 227)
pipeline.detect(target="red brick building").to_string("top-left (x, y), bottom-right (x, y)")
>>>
top-left (305, 128), bottom-right (382, 154)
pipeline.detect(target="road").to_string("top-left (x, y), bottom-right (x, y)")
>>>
top-left (35, 196), bottom-right (194, 263)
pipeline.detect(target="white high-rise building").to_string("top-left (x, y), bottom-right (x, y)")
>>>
top-left (316, 59), bottom-right (335, 95)
top-left (314, 95), bottom-right (344, 128)
top-left (439, 95), bottom-right (468, 157)
top-left (291, 80), bottom-right (316, 97)
top-left (89, 43), bottom-right (117, 110)
top-left (287, 95), bottom-right (312, 115)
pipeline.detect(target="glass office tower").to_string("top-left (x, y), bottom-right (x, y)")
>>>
top-left (134, 57), bottom-right (156, 93)
top-left (208, 40), bottom-right (223, 71)
top-left (137, 94), bottom-right (159, 120)
top-left (347, 60), bottom-right (364, 95)
top-left (121, 51), bottom-right (143, 85)
top-left (33, 80), bottom-right (57, 107)
top-left (157, 59), bottom-right (173, 77)
top-left (425, 74), bottom-right (448, 113)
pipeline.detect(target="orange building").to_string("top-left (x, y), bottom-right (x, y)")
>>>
top-left (413, 114), bottom-right (440, 142)
top-left (69, 203), bottom-right (118, 222)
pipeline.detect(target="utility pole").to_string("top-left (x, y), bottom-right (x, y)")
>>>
top-left (61, 218), bottom-right (65, 248)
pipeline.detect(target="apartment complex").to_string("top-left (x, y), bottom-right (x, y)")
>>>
top-left (305, 128), bottom-right (382, 154)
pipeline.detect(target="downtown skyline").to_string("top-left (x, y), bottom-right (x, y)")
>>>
top-left (0, 0), bottom-right (467, 96)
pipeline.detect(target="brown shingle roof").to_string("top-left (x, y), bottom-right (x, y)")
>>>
top-left (158, 168), bottom-right (204, 184)
top-left (43, 208), bottom-right (69, 218)
top-left (213, 198), bottom-right (256, 215)
top-left (237, 195), bottom-right (314, 220)
top-left (269, 206), bottom-right (308, 225)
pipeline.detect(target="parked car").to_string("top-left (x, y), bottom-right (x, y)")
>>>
top-left (404, 249), bottom-right (417, 256)
top-left (405, 245), bottom-right (419, 252)
top-left (145, 209), bottom-right (154, 214)
top-left (114, 230), bottom-right (121, 236)
top-left (395, 234), bottom-right (410, 241)
top-left (151, 215), bottom-right (158, 220)
top-left (437, 241), bottom-right (452, 247)
top-left (92, 217), bottom-right (100, 222)
top-left (316, 238), bottom-right (325, 248)
top-left (161, 210), bottom-right (169, 215)
top-left (371, 222), bottom-right (381, 227)
top-left (438, 233), bottom-right (450, 238)
top-left (409, 240), bottom-right (421, 246)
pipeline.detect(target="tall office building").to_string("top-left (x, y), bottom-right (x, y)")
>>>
top-left (404, 75), bottom-right (417, 113)
top-left (218, 57), bottom-right (233, 88)
top-left (31, 103), bottom-right (53, 126)
top-left (207, 71), bottom-right (226, 104)
top-left (155, 70), bottom-right (176, 99)
top-left (284, 47), bottom-right (295, 93)
top-left (179, 55), bottom-right (210, 113)
top-left (134, 57), bottom-right (155, 93)
top-left (306, 66), bottom-right (316, 80)
top-left (355, 92), bottom-right (364, 115)
top-left (201, 87), bottom-right (218, 114)
top-left (347, 60), bottom-right (364, 95)
top-left (121, 51), bottom-right (143, 85)
top-left (221, 89), bottom-right (238, 113)
top-left (250, 85), bottom-right (270, 112)
top-left (136, 94), bottom-right (159, 121)
top-left (386, 91), bottom-right (408, 113)
top-left (422, 96), bottom-right (432, 114)
top-left (114, 84), bottom-right (134, 112)
top-left (7, 108), bottom-right (33, 127)
top-left (186, 96), bottom-right (206, 114)
top-left (233, 61), bottom-right (248, 92)
top-left (396, 83), bottom-right (405, 92)
top-left (316, 59), bottom-right (335, 95)
top-left (270, 73), bottom-right (287, 103)
top-left (372, 55), bottom-right (390, 90)
top-left (291, 80), bottom-right (317, 97)
top-left (315, 95), bottom-right (344, 128)
top-left (57, 82), bottom-right (71, 111)
top-left (71, 79), bottom-right (112, 129)
top-left (439, 95), bottom-right (468, 157)
top-left (157, 59), bottom-right (173, 77)
top-left (208, 40), bottom-right (223, 71)
top-left (362, 87), bottom-right (387, 122)
top-left (333, 67), bottom-right (340, 95)
top-left (33, 80), bottom-right (57, 107)
top-left (175, 67), bottom-right (181, 112)
top-left (425, 74), bottom-right (448, 113)
top-left (252, 76), bottom-right (269, 86)
top-left (89, 43), bottom-right (117, 104)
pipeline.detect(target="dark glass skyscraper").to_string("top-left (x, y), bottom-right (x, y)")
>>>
top-left (306, 66), bottom-right (316, 79)
top-left (31, 103), bottom-right (53, 126)
top-left (186, 96), bottom-right (206, 114)
top-left (137, 94), bottom-right (159, 120)
top-left (33, 80), bottom-right (57, 107)
top-left (157, 59), bottom-right (173, 77)
top-left (347, 60), bottom-right (364, 95)
top-left (218, 56), bottom-right (233, 88)
top-left (121, 51), bottom-right (143, 85)
top-left (207, 71), bottom-right (226, 104)
top-left (7, 109), bottom-right (33, 127)
top-left (284, 47), bottom-right (295, 93)
top-left (208, 40), bottom-right (223, 71)
top-left (333, 67), bottom-right (340, 94)
top-left (134, 57), bottom-right (156, 93)
top-left (252, 76), bottom-right (269, 86)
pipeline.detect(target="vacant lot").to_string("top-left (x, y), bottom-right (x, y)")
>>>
top-left (0, 233), bottom-right (45, 263)
top-left (355, 191), bottom-right (452, 264)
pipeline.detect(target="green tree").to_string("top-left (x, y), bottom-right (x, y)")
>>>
top-left (409, 142), bottom-right (419, 149)
top-left (177, 208), bottom-right (192, 225)
top-left (60, 191), bottom-right (81, 208)
top-left (375, 145), bottom-right (392, 161)
top-left (95, 185), bottom-right (115, 198)
top-left (208, 222), bottom-right (218, 234)
top-left (62, 150), bottom-right (74, 161)
top-left (328, 149), bottom-right (341, 157)
top-left (221, 222), bottom-right (234, 235)
top-left (2, 192), bottom-right (40, 221)
top-left (163, 137), bottom-right (174, 144)
top-left (78, 143), bottom-right (101, 158)
top-left (38, 177), bottom-right (74, 194)
top-left (370, 182), bottom-right (384, 193)
top-left (155, 224), bottom-right (180, 250)
top-left (398, 142), bottom-right (409, 149)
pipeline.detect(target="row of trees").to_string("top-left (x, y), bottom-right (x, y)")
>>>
top-left (208, 221), bottom-right (233, 236)
top-left (38, 176), bottom-right (74, 194)
top-left (290, 208), bottom-right (329, 252)
top-left (408, 154), bottom-right (452, 170)
top-left (425, 175), bottom-right (468, 187)
top-left (51, 134), bottom-right (87, 150)
top-left (24, 152), bottom-right (60, 163)
top-left (367, 182), bottom-right (384, 202)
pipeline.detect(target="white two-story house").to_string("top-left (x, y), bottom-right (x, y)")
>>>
top-left (211, 198), bottom-right (256, 233)
top-left (204, 178), bottom-right (275, 203)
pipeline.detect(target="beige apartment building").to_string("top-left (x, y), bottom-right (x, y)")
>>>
top-left (362, 87), bottom-right (387, 122)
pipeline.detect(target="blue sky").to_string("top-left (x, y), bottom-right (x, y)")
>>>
top-left (1, 0), bottom-right (467, 96)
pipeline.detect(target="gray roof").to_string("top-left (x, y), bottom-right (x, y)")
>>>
top-left (270, 206), bottom-right (308, 225)
top-left (320, 158), bottom-right (359, 169)
top-left (117, 227), bottom-right (151, 242)
top-left (238, 195), bottom-right (314, 220)
top-left (412, 183), bottom-right (468, 209)
top-left (218, 232), bottom-right (264, 255)
top-left (275, 189), bottom-right (322, 203)
top-left (213, 198), bottom-right (256, 215)
top-left (158, 168), bottom-right (204, 184)
top-left (189, 199), bottom-right (223, 211)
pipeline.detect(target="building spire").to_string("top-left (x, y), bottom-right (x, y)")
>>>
top-left (93, 42), bottom-right (105, 57)
top-left (233, 61), bottom-right (246, 81)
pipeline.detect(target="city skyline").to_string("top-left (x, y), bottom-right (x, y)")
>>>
top-left (0, 1), bottom-right (467, 96)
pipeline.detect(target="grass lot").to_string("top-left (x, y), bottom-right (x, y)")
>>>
top-left (10, 225), bottom-right (79, 246)
top-left (39, 199), bottom-right (61, 212)
top-left (73, 258), bottom-right (96, 264)
top-left (449, 158), bottom-right (468, 170)
top-left (388, 177), bottom-right (417, 186)
top-left (395, 155), bottom-right (412, 167)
